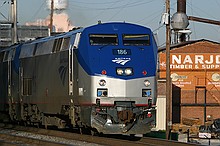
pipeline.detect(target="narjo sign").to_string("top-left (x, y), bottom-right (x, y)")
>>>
top-left (160, 53), bottom-right (220, 70)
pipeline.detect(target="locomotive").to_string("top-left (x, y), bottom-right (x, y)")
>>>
top-left (0, 22), bottom-right (157, 134)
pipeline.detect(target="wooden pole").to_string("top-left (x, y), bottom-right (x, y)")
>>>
top-left (166, 0), bottom-right (172, 140)
top-left (49, 0), bottom-right (54, 34)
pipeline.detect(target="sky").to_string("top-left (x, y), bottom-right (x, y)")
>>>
top-left (0, 0), bottom-right (220, 47)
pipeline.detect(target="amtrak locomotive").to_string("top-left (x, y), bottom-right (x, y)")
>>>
top-left (0, 22), bottom-right (157, 134)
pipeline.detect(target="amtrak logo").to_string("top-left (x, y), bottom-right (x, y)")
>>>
top-left (112, 58), bottom-right (131, 65)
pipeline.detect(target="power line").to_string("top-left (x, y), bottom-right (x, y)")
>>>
top-left (136, 5), bottom-right (164, 23)
top-left (68, 0), bottom-right (155, 10)
top-left (107, 0), bottom-right (130, 21)
top-left (29, 1), bottom-right (46, 22)
top-left (68, 0), bottom-right (127, 5)
top-left (0, 1), bottom-right (10, 21)
top-left (187, 0), bottom-right (220, 39)
top-left (186, 1), bottom-right (218, 20)
top-left (84, 0), bottom-right (121, 25)
top-left (188, 0), bottom-right (197, 39)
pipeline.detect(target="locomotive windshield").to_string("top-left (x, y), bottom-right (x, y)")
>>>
top-left (89, 34), bottom-right (118, 45)
top-left (123, 34), bottom-right (150, 46)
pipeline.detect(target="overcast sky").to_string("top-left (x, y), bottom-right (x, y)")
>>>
top-left (0, 0), bottom-right (220, 47)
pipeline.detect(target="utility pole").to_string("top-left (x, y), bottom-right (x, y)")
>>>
top-left (165, 0), bottom-right (172, 140)
top-left (11, 0), bottom-right (18, 44)
top-left (49, 0), bottom-right (54, 34)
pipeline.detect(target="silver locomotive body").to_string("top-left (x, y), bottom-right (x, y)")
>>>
top-left (77, 65), bottom-right (157, 134)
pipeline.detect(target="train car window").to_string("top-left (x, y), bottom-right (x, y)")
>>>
top-left (53, 38), bottom-right (63, 53)
top-left (123, 34), bottom-right (150, 46)
top-left (7, 48), bottom-right (16, 61)
top-left (3, 51), bottom-right (9, 62)
top-left (20, 44), bottom-right (36, 58)
top-left (89, 34), bottom-right (118, 45)
top-left (60, 37), bottom-right (70, 51)
top-left (0, 52), bottom-right (5, 62)
top-left (35, 39), bottom-right (54, 56)
top-left (23, 78), bottom-right (32, 96)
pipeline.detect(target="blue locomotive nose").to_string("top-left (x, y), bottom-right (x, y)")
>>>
top-left (78, 30), bottom-right (157, 80)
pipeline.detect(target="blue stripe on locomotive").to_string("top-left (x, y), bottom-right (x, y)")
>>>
top-left (13, 44), bottom-right (22, 74)
top-left (77, 22), bottom-right (157, 80)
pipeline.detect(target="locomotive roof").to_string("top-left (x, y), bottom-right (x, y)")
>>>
top-left (84, 22), bottom-right (151, 32)
top-left (23, 27), bottom-right (84, 45)
top-left (0, 43), bottom-right (20, 52)
top-left (1, 22), bottom-right (151, 51)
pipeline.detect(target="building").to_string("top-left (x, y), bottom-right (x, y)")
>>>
top-left (156, 39), bottom-right (220, 130)
top-left (0, 25), bottom-right (49, 48)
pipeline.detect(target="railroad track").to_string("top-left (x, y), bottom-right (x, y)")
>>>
top-left (0, 132), bottom-right (67, 146)
top-left (0, 123), bottom-right (199, 146)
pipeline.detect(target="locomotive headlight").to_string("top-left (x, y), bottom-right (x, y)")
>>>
top-left (144, 80), bottom-right (151, 87)
top-left (99, 79), bottom-right (106, 86)
top-left (117, 68), bottom-right (124, 75)
top-left (116, 68), bottom-right (133, 76)
top-left (125, 68), bottom-right (133, 75)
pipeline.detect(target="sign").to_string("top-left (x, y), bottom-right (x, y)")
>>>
top-left (160, 53), bottom-right (220, 70)
top-left (171, 73), bottom-right (192, 88)
top-left (208, 73), bottom-right (220, 87)
top-left (112, 49), bottom-right (131, 55)
top-left (199, 132), bottom-right (211, 139)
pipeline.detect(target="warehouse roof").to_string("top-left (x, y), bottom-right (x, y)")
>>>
top-left (158, 39), bottom-right (220, 53)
